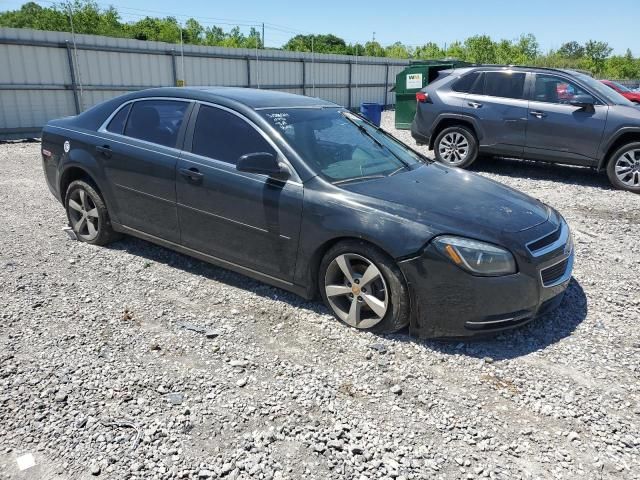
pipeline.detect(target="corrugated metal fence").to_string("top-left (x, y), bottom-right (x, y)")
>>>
top-left (0, 27), bottom-right (411, 140)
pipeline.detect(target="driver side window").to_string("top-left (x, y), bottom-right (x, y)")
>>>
top-left (533, 75), bottom-right (589, 104)
top-left (191, 105), bottom-right (276, 165)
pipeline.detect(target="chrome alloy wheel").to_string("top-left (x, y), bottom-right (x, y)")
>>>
top-left (324, 253), bottom-right (388, 329)
top-left (438, 132), bottom-right (469, 165)
top-left (615, 149), bottom-right (640, 187)
top-left (68, 189), bottom-right (100, 241)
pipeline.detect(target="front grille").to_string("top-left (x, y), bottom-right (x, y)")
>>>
top-left (528, 227), bottom-right (561, 254)
top-left (540, 257), bottom-right (570, 287)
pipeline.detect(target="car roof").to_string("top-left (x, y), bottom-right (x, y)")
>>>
top-left (127, 86), bottom-right (339, 110)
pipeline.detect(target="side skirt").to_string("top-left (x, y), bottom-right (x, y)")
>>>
top-left (112, 223), bottom-right (313, 300)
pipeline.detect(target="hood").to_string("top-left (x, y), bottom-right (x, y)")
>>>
top-left (341, 163), bottom-right (549, 234)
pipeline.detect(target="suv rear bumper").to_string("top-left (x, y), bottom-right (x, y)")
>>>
top-left (410, 127), bottom-right (430, 146)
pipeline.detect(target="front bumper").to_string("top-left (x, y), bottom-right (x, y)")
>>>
top-left (398, 227), bottom-right (573, 339)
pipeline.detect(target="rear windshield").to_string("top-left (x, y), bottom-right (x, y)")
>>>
top-left (260, 108), bottom-right (423, 184)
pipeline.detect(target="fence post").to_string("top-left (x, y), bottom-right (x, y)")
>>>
top-left (383, 64), bottom-right (389, 109)
top-left (65, 41), bottom-right (81, 114)
top-left (301, 59), bottom-right (306, 96)
top-left (348, 61), bottom-right (352, 109)
top-left (170, 49), bottom-right (178, 86)
top-left (246, 56), bottom-right (251, 88)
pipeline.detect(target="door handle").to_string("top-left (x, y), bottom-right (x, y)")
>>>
top-left (179, 167), bottom-right (204, 183)
top-left (468, 101), bottom-right (483, 109)
top-left (530, 111), bottom-right (547, 119)
top-left (96, 145), bottom-right (112, 158)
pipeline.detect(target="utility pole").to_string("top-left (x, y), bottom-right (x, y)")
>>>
top-left (262, 22), bottom-right (265, 49)
top-left (372, 32), bottom-right (376, 43)
top-left (179, 24), bottom-right (185, 86)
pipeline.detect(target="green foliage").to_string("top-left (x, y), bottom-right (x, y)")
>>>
top-left (414, 42), bottom-right (443, 60)
top-left (0, 2), bottom-right (638, 78)
top-left (385, 41), bottom-right (412, 59)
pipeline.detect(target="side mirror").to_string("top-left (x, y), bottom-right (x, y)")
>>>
top-left (569, 94), bottom-right (595, 111)
top-left (236, 152), bottom-right (290, 178)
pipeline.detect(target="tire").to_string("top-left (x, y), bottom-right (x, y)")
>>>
top-left (64, 179), bottom-right (120, 245)
top-left (319, 240), bottom-right (410, 334)
top-left (606, 142), bottom-right (640, 193)
top-left (433, 125), bottom-right (478, 168)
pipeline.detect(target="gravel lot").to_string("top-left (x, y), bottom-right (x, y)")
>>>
top-left (1, 110), bottom-right (639, 480)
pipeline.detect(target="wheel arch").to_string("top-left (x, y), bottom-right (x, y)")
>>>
top-left (308, 235), bottom-right (397, 298)
top-left (599, 129), bottom-right (640, 171)
top-left (59, 165), bottom-right (103, 201)
top-left (307, 235), bottom-right (409, 299)
top-left (429, 115), bottom-right (481, 149)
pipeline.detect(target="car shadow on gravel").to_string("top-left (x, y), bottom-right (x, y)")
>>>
top-left (106, 237), bottom-right (329, 311)
top-left (389, 278), bottom-right (588, 361)
top-left (468, 156), bottom-right (613, 190)
top-left (108, 237), bottom-right (587, 361)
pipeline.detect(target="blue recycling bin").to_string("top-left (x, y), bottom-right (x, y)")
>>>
top-left (360, 103), bottom-right (382, 126)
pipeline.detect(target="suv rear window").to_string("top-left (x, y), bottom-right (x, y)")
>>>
top-left (452, 72), bottom-right (480, 93)
top-left (469, 72), bottom-right (526, 99)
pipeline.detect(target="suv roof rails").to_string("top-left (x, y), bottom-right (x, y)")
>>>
top-left (471, 64), bottom-right (594, 76)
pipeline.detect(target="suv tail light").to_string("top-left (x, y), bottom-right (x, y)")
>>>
top-left (416, 92), bottom-right (430, 103)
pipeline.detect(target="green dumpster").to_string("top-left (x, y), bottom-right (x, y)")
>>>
top-left (394, 60), bottom-right (469, 129)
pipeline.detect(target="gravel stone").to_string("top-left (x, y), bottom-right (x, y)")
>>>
top-left (0, 116), bottom-right (639, 480)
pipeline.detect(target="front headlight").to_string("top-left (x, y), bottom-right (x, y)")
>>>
top-left (433, 236), bottom-right (516, 276)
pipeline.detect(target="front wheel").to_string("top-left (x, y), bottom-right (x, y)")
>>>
top-left (433, 126), bottom-right (478, 168)
top-left (319, 241), bottom-right (410, 334)
top-left (606, 142), bottom-right (640, 193)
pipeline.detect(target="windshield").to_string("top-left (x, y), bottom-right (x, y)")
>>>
top-left (261, 108), bottom-right (423, 183)
top-left (573, 72), bottom-right (633, 106)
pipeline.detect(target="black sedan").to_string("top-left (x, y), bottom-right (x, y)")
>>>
top-left (41, 87), bottom-right (574, 338)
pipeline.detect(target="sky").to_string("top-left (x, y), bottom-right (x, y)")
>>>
top-left (0, 0), bottom-right (637, 54)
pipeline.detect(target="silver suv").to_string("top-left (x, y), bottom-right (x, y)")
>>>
top-left (411, 66), bottom-right (640, 193)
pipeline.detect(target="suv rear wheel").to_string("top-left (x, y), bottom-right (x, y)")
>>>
top-left (607, 142), bottom-right (640, 193)
top-left (433, 125), bottom-right (478, 168)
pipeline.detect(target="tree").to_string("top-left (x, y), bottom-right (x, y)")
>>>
top-left (584, 40), bottom-right (613, 74)
top-left (464, 35), bottom-right (497, 64)
top-left (414, 42), bottom-right (443, 59)
top-left (604, 49), bottom-right (640, 79)
top-left (557, 41), bottom-right (584, 59)
top-left (362, 41), bottom-right (385, 57)
top-left (183, 18), bottom-right (204, 44)
top-left (283, 34), bottom-right (348, 54)
top-left (385, 41), bottom-right (411, 59)
top-left (445, 41), bottom-right (467, 60)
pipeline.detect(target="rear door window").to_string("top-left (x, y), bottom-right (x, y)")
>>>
top-left (483, 72), bottom-right (526, 99)
top-left (452, 71), bottom-right (480, 93)
top-left (123, 100), bottom-right (189, 148)
top-left (191, 105), bottom-right (275, 165)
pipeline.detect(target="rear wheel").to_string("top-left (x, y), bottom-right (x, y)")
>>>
top-left (606, 142), bottom-right (640, 193)
top-left (433, 125), bottom-right (478, 168)
top-left (65, 180), bottom-right (119, 245)
top-left (319, 241), bottom-right (409, 334)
